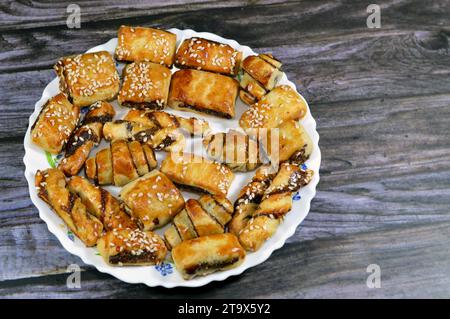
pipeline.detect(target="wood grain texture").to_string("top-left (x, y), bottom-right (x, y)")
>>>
top-left (1, 0), bottom-right (450, 298)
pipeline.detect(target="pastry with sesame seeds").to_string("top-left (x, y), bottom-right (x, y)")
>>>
top-left (160, 152), bottom-right (235, 196)
top-left (168, 69), bottom-right (239, 119)
top-left (239, 85), bottom-right (308, 135)
top-left (68, 175), bottom-right (137, 231)
top-left (115, 26), bottom-right (177, 67)
top-left (238, 163), bottom-right (314, 251)
top-left (54, 51), bottom-right (120, 108)
top-left (35, 169), bottom-right (103, 247)
top-left (203, 129), bottom-right (264, 172)
top-left (124, 109), bottom-right (211, 137)
top-left (239, 71), bottom-right (268, 105)
top-left (118, 62), bottom-right (171, 110)
top-left (164, 195), bottom-right (233, 250)
top-left (97, 228), bottom-right (167, 266)
top-left (31, 93), bottom-right (80, 154)
top-left (175, 37), bottom-right (242, 76)
top-left (120, 170), bottom-right (185, 231)
top-left (103, 120), bottom-right (185, 152)
top-left (59, 101), bottom-right (115, 176)
top-left (85, 140), bottom-right (158, 187)
top-left (172, 233), bottom-right (245, 280)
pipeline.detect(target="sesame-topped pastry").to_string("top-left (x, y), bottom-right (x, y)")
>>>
top-left (97, 228), bottom-right (167, 266)
top-left (239, 85), bottom-right (307, 135)
top-left (118, 62), bottom-right (172, 110)
top-left (35, 169), bottom-right (103, 247)
top-left (54, 51), bottom-right (120, 107)
top-left (172, 233), bottom-right (245, 280)
top-left (68, 175), bottom-right (137, 231)
top-left (85, 140), bottom-right (158, 187)
top-left (115, 26), bottom-right (177, 67)
top-left (168, 69), bottom-right (239, 119)
top-left (59, 101), bottom-right (115, 176)
top-left (31, 93), bottom-right (80, 154)
top-left (203, 130), bottom-right (263, 172)
top-left (175, 37), bottom-right (242, 76)
top-left (103, 120), bottom-right (185, 152)
top-left (124, 109), bottom-right (211, 137)
top-left (164, 195), bottom-right (233, 250)
top-left (238, 163), bottom-right (314, 251)
top-left (160, 152), bottom-right (234, 196)
top-left (119, 170), bottom-right (185, 231)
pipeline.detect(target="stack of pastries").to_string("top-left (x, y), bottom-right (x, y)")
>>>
top-left (31, 25), bottom-right (314, 280)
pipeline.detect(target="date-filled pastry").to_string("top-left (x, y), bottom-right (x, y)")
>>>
top-left (54, 51), bottom-right (120, 107)
top-left (35, 169), bottom-right (103, 246)
top-left (239, 85), bottom-right (307, 134)
top-left (59, 101), bottom-right (115, 176)
top-left (124, 109), bottom-right (211, 137)
top-left (160, 152), bottom-right (234, 196)
top-left (175, 37), bottom-right (242, 76)
top-left (164, 195), bottom-right (233, 249)
top-left (115, 26), bottom-right (177, 67)
top-left (68, 175), bottom-right (137, 231)
top-left (238, 163), bottom-right (314, 251)
top-left (97, 228), bottom-right (167, 266)
top-left (118, 62), bottom-right (171, 110)
top-left (261, 120), bottom-right (313, 165)
top-left (119, 170), bottom-right (185, 230)
top-left (229, 165), bottom-right (277, 236)
top-left (31, 93), bottom-right (80, 154)
top-left (103, 120), bottom-right (185, 152)
top-left (85, 140), bottom-right (158, 187)
top-left (172, 233), bottom-right (246, 280)
top-left (203, 130), bottom-right (263, 172)
top-left (168, 69), bottom-right (239, 119)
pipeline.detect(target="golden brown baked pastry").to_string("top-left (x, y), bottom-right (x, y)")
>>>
top-left (123, 109), bottom-right (211, 137)
top-left (85, 140), bottom-right (157, 187)
top-left (239, 71), bottom-right (267, 105)
top-left (103, 120), bottom-right (185, 152)
top-left (35, 169), bottom-right (103, 246)
top-left (54, 51), bottom-right (120, 107)
top-left (115, 26), bottom-right (177, 67)
top-left (241, 54), bottom-right (283, 91)
top-left (118, 62), bottom-right (171, 110)
top-left (175, 37), bottom-right (242, 75)
top-left (59, 101), bottom-right (115, 176)
top-left (238, 163), bottom-right (314, 251)
top-left (97, 228), bottom-right (167, 266)
top-left (229, 165), bottom-right (276, 236)
top-left (203, 130), bottom-right (263, 171)
top-left (160, 153), bottom-right (234, 196)
top-left (172, 233), bottom-right (245, 279)
top-left (239, 85), bottom-right (307, 134)
top-left (119, 170), bottom-right (185, 230)
top-left (164, 194), bottom-right (233, 249)
top-left (31, 93), bottom-right (80, 154)
top-left (168, 69), bottom-right (239, 119)
top-left (68, 175), bottom-right (137, 231)
top-left (261, 120), bottom-right (313, 164)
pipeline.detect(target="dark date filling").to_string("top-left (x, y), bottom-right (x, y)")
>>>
top-left (65, 128), bottom-right (99, 157)
top-left (109, 251), bottom-right (158, 265)
top-left (185, 257), bottom-right (239, 275)
top-left (177, 103), bottom-right (232, 119)
top-left (121, 102), bottom-right (164, 110)
top-left (173, 183), bottom-right (209, 195)
top-left (83, 114), bottom-right (113, 125)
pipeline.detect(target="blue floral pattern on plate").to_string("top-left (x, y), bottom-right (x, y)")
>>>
top-left (67, 230), bottom-right (75, 241)
top-left (292, 192), bottom-right (301, 201)
top-left (155, 262), bottom-right (173, 276)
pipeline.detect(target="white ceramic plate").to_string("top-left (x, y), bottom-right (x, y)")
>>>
top-left (24, 28), bottom-right (321, 288)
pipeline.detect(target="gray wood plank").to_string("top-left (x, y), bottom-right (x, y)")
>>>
top-left (2, 221), bottom-right (450, 298)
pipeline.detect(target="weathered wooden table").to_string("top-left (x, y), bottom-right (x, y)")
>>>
top-left (0, 0), bottom-right (449, 298)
